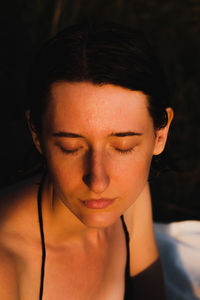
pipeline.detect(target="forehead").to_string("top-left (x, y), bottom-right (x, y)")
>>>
top-left (44, 82), bottom-right (153, 135)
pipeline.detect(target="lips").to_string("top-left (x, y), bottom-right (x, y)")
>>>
top-left (81, 198), bottom-right (116, 209)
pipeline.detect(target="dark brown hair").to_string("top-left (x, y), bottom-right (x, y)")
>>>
top-left (25, 22), bottom-right (172, 176)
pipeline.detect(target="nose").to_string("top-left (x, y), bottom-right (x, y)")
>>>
top-left (82, 150), bottom-right (110, 194)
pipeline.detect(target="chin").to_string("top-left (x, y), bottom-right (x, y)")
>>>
top-left (79, 211), bottom-right (120, 229)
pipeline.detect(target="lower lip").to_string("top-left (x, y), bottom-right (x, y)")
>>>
top-left (82, 199), bottom-right (116, 209)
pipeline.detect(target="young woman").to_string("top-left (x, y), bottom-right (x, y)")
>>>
top-left (0, 23), bottom-right (173, 299)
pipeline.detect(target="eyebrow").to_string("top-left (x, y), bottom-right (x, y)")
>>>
top-left (52, 131), bottom-right (143, 138)
top-left (109, 131), bottom-right (143, 137)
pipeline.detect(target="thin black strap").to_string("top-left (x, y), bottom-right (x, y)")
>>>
top-left (120, 215), bottom-right (130, 277)
top-left (37, 192), bottom-right (130, 300)
top-left (120, 215), bottom-right (132, 300)
top-left (37, 173), bottom-right (47, 300)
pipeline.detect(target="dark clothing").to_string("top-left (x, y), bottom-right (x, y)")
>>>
top-left (120, 216), bottom-right (166, 300)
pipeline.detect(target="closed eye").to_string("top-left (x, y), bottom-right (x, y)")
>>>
top-left (60, 146), bottom-right (134, 155)
top-left (60, 147), bottom-right (81, 155)
top-left (115, 147), bottom-right (134, 154)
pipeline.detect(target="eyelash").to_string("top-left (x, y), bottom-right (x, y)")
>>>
top-left (60, 147), bottom-right (134, 155)
top-left (60, 147), bottom-right (80, 155)
top-left (115, 147), bottom-right (134, 154)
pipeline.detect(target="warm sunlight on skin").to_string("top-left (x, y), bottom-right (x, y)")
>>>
top-left (33, 82), bottom-right (164, 229)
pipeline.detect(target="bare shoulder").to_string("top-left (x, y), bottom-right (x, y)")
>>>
top-left (0, 173), bottom-right (43, 248)
top-left (0, 174), bottom-right (42, 299)
top-left (123, 183), bottom-right (159, 277)
top-left (0, 173), bottom-right (41, 204)
top-left (0, 244), bottom-right (20, 299)
top-left (124, 184), bottom-right (167, 299)
top-left (0, 174), bottom-right (42, 229)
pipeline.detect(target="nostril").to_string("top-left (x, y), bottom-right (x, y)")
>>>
top-left (82, 172), bottom-right (110, 194)
top-left (82, 174), bottom-right (90, 186)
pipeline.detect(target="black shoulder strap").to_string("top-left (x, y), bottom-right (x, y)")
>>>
top-left (37, 173), bottom-right (46, 300)
top-left (120, 215), bottom-right (130, 276)
top-left (120, 215), bottom-right (133, 300)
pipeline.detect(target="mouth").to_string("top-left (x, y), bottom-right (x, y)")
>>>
top-left (81, 198), bottom-right (116, 209)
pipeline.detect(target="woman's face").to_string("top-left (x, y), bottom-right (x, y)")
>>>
top-left (37, 82), bottom-right (164, 228)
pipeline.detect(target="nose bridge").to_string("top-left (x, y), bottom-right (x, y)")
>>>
top-left (82, 149), bottom-right (110, 193)
top-left (92, 151), bottom-right (108, 178)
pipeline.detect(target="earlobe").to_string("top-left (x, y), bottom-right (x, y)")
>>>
top-left (153, 107), bottom-right (174, 155)
top-left (25, 110), bottom-right (43, 154)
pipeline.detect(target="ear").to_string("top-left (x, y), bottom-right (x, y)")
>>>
top-left (25, 110), bottom-right (43, 154)
top-left (153, 107), bottom-right (174, 155)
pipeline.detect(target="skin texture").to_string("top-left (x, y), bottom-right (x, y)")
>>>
top-left (30, 82), bottom-right (172, 236)
top-left (0, 82), bottom-right (173, 299)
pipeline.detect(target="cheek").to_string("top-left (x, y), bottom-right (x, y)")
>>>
top-left (43, 148), bottom-right (84, 198)
top-left (113, 150), bottom-right (153, 200)
top-left (51, 161), bottom-right (81, 186)
top-left (114, 143), bottom-right (153, 177)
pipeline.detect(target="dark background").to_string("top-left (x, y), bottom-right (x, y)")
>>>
top-left (0, 0), bottom-right (199, 222)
